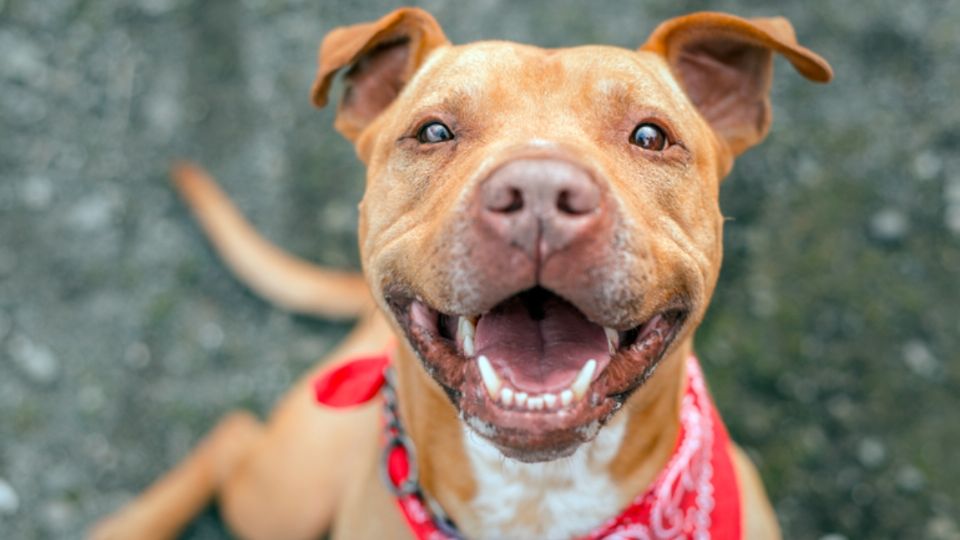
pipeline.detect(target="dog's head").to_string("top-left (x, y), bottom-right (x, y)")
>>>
top-left (313, 9), bottom-right (831, 461)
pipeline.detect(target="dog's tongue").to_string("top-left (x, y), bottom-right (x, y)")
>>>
top-left (474, 290), bottom-right (608, 392)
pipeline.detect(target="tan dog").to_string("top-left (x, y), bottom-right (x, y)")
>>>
top-left (93, 8), bottom-right (831, 540)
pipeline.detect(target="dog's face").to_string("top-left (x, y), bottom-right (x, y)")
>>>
top-left (360, 43), bottom-right (721, 460)
top-left (313, 9), bottom-right (830, 461)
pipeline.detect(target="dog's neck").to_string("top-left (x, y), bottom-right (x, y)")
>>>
top-left (394, 339), bottom-right (690, 538)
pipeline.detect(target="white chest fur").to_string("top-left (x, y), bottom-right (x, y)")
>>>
top-left (460, 416), bottom-right (628, 539)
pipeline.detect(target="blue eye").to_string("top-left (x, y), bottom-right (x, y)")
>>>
top-left (630, 123), bottom-right (668, 151)
top-left (417, 121), bottom-right (454, 143)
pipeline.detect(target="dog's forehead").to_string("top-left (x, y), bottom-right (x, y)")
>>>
top-left (405, 41), bottom-right (688, 112)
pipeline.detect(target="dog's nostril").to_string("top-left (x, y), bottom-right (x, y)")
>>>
top-left (489, 187), bottom-right (524, 214)
top-left (557, 190), bottom-right (578, 215)
top-left (557, 187), bottom-right (598, 215)
top-left (503, 188), bottom-right (524, 213)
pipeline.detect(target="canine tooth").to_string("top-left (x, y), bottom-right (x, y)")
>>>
top-left (462, 334), bottom-right (475, 357)
top-left (543, 393), bottom-right (557, 409)
top-left (571, 359), bottom-right (597, 399)
top-left (528, 396), bottom-right (544, 410)
top-left (458, 317), bottom-right (476, 357)
top-left (477, 355), bottom-right (501, 398)
top-left (500, 387), bottom-right (514, 407)
top-left (560, 389), bottom-right (573, 407)
top-left (515, 392), bottom-right (528, 407)
top-left (605, 327), bottom-right (620, 354)
top-left (459, 316), bottom-right (476, 335)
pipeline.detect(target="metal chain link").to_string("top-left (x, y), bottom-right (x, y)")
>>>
top-left (379, 368), bottom-right (464, 539)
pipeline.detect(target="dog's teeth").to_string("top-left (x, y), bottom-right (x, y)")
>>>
top-left (604, 327), bottom-right (619, 354)
top-left (515, 392), bottom-right (528, 407)
top-left (543, 393), bottom-right (557, 409)
top-left (477, 355), bottom-right (501, 398)
top-left (528, 396), bottom-right (544, 411)
top-left (637, 314), bottom-right (663, 342)
top-left (500, 387), bottom-right (514, 407)
top-left (458, 316), bottom-right (476, 337)
top-left (560, 389), bottom-right (573, 407)
top-left (458, 317), bottom-right (476, 357)
top-left (571, 359), bottom-right (597, 399)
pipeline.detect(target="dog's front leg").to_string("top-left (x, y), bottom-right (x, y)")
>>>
top-left (92, 311), bottom-right (390, 540)
top-left (90, 410), bottom-right (264, 540)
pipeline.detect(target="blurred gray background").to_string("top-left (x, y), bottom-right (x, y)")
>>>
top-left (1, 0), bottom-right (958, 538)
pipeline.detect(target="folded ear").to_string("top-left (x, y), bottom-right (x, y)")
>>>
top-left (311, 8), bottom-right (449, 141)
top-left (642, 12), bottom-right (833, 157)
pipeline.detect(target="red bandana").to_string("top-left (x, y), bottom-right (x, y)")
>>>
top-left (315, 354), bottom-right (742, 540)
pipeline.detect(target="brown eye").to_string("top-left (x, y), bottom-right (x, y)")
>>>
top-left (630, 122), bottom-right (668, 151)
top-left (417, 121), bottom-right (454, 143)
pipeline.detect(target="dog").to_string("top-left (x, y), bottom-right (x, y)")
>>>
top-left (93, 8), bottom-right (831, 539)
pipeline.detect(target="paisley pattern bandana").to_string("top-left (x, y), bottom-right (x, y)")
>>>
top-left (314, 354), bottom-right (742, 539)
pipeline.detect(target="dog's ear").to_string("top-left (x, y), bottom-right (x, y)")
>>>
top-left (642, 12), bottom-right (832, 157)
top-left (311, 8), bottom-right (449, 141)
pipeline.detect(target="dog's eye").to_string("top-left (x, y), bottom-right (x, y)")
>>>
top-left (417, 121), bottom-right (454, 144)
top-left (630, 123), bottom-right (668, 151)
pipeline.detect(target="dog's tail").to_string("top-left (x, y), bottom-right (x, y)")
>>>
top-left (170, 162), bottom-right (371, 319)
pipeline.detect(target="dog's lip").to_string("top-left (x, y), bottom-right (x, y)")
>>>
top-left (386, 287), bottom-right (687, 457)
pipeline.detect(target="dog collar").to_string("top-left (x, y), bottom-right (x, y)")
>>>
top-left (314, 354), bottom-right (742, 539)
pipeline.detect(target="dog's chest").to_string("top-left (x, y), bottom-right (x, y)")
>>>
top-left (459, 417), bottom-right (627, 539)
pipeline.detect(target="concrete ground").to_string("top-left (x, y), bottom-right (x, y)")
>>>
top-left (1, 0), bottom-right (958, 538)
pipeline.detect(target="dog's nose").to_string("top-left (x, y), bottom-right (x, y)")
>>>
top-left (478, 158), bottom-right (602, 260)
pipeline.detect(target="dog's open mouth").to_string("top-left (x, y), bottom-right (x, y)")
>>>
top-left (388, 287), bottom-right (686, 461)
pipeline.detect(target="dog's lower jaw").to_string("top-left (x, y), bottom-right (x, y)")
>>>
top-left (457, 373), bottom-right (623, 462)
top-left (393, 338), bottom-right (691, 538)
top-left (461, 412), bottom-right (608, 463)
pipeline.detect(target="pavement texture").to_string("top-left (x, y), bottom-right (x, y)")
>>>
top-left (1, 0), bottom-right (958, 538)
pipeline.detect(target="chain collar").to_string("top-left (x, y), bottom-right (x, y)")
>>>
top-left (380, 368), bottom-right (464, 539)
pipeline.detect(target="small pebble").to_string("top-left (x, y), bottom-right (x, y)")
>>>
top-left (0, 309), bottom-right (11, 341)
top-left (67, 195), bottom-right (115, 231)
top-left (927, 515), bottom-right (960, 540)
top-left (0, 477), bottom-right (18, 514)
top-left (902, 340), bottom-right (939, 379)
top-left (124, 341), bottom-right (151, 370)
top-left (8, 334), bottom-right (60, 385)
top-left (869, 208), bottom-right (907, 242)
top-left (199, 321), bottom-right (224, 350)
top-left (41, 499), bottom-right (75, 531)
top-left (895, 465), bottom-right (925, 492)
top-left (21, 175), bottom-right (53, 210)
top-left (857, 437), bottom-right (886, 468)
top-left (945, 204), bottom-right (960, 236)
top-left (913, 151), bottom-right (942, 180)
